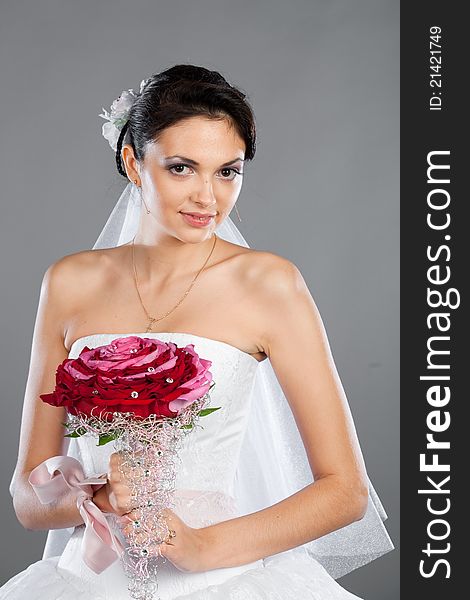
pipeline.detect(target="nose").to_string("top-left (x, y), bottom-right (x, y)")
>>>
top-left (193, 178), bottom-right (217, 208)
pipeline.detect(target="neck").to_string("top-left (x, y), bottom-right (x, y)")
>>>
top-left (131, 227), bottom-right (217, 281)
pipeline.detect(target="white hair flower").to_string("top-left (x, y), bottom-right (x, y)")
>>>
top-left (139, 77), bottom-right (151, 93)
top-left (99, 79), bottom-right (150, 151)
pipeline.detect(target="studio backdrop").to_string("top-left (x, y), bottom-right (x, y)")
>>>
top-left (0, 1), bottom-right (399, 598)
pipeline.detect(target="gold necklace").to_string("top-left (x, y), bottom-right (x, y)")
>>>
top-left (131, 233), bottom-right (218, 332)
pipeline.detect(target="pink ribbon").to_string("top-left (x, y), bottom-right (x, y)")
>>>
top-left (28, 455), bottom-right (124, 574)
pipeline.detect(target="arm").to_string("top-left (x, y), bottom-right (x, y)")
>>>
top-left (11, 257), bottom-right (88, 531)
top-left (201, 255), bottom-right (369, 569)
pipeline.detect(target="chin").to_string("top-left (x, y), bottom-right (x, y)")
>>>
top-left (172, 225), bottom-right (216, 243)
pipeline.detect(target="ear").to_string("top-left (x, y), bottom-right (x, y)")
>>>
top-left (121, 144), bottom-right (141, 185)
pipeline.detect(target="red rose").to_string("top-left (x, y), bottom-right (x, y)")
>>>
top-left (40, 335), bottom-right (213, 420)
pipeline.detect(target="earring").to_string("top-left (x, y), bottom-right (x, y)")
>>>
top-left (234, 202), bottom-right (242, 223)
top-left (134, 179), bottom-right (150, 215)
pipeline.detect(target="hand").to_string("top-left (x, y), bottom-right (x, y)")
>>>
top-left (93, 451), bottom-right (140, 517)
top-left (90, 477), bottom-right (113, 514)
top-left (119, 507), bottom-right (209, 573)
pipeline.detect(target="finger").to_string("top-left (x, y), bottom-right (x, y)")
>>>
top-left (158, 541), bottom-right (173, 555)
top-left (119, 509), bottom-right (155, 535)
top-left (122, 524), bottom-right (163, 548)
top-left (162, 507), bottom-right (177, 518)
top-left (120, 514), bottom-right (150, 539)
top-left (120, 487), bottom-right (164, 514)
top-left (121, 518), bottom-right (176, 547)
top-left (119, 449), bottom-right (150, 471)
top-left (109, 450), bottom-right (144, 479)
top-left (116, 512), bottom-right (135, 525)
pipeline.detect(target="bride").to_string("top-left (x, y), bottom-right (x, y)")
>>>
top-left (1, 64), bottom-right (393, 599)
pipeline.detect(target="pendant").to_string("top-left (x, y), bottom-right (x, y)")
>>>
top-left (145, 317), bottom-right (157, 333)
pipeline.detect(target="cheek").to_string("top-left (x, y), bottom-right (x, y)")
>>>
top-left (216, 179), bottom-right (242, 202)
top-left (147, 178), bottom-right (182, 210)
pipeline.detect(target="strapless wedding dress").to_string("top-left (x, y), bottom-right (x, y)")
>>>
top-left (0, 332), bottom-right (367, 599)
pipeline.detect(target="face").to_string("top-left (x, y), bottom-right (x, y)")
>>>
top-left (122, 116), bottom-right (246, 242)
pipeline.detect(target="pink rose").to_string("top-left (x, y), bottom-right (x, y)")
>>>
top-left (40, 336), bottom-right (213, 419)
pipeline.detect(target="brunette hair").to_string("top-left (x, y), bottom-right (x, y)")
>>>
top-left (115, 64), bottom-right (256, 178)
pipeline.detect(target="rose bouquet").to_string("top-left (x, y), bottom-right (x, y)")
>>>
top-left (34, 335), bottom-right (219, 600)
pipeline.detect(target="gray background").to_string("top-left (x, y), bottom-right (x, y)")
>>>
top-left (0, 0), bottom-right (399, 597)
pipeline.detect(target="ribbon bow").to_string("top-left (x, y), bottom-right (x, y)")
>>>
top-left (28, 455), bottom-right (124, 574)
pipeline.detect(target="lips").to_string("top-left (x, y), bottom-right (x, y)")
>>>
top-left (180, 212), bottom-right (216, 217)
top-left (180, 212), bottom-right (216, 228)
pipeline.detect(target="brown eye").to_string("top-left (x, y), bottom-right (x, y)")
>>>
top-left (168, 164), bottom-right (192, 175)
top-left (219, 168), bottom-right (242, 180)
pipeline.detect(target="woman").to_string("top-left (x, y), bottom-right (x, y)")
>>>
top-left (1, 64), bottom-right (393, 599)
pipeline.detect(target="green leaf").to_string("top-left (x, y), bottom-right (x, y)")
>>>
top-left (180, 424), bottom-right (194, 430)
top-left (198, 406), bottom-right (221, 417)
top-left (64, 426), bottom-right (87, 438)
top-left (97, 431), bottom-right (121, 446)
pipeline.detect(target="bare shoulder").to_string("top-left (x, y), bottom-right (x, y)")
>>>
top-left (233, 245), bottom-right (305, 296)
top-left (229, 245), bottom-right (314, 353)
top-left (223, 241), bottom-right (307, 328)
top-left (45, 247), bottom-right (111, 287)
top-left (43, 246), bottom-right (121, 319)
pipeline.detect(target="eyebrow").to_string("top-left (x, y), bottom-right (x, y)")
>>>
top-left (164, 155), bottom-right (245, 167)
